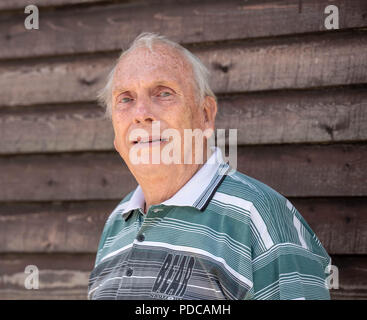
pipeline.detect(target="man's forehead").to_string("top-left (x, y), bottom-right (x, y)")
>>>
top-left (114, 44), bottom-right (190, 78)
top-left (112, 45), bottom-right (193, 92)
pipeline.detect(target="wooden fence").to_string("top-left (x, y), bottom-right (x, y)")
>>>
top-left (0, 0), bottom-right (366, 299)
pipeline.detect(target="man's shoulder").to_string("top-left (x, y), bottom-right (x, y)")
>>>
top-left (213, 168), bottom-right (291, 236)
top-left (215, 169), bottom-right (330, 264)
top-left (216, 168), bottom-right (308, 230)
top-left (217, 168), bottom-right (287, 211)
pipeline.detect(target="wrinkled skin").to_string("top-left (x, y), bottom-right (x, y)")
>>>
top-left (111, 43), bottom-right (217, 212)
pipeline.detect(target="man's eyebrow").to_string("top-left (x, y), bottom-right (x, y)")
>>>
top-left (154, 81), bottom-right (177, 87)
top-left (112, 87), bottom-right (130, 95)
top-left (113, 80), bottom-right (179, 94)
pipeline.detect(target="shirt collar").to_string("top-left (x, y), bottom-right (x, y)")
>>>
top-left (121, 147), bottom-right (229, 220)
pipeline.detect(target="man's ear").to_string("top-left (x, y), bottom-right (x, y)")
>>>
top-left (202, 95), bottom-right (217, 130)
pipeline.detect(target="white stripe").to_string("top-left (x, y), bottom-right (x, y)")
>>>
top-left (135, 241), bottom-right (253, 288)
top-left (213, 192), bottom-right (252, 212)
top-left (252, 242), bottom-right (327, 268)
top-left (128, 276), bottom-right (157, 280)
top-left (187, 284), bottom-right (223, 293)
top-left (144, 217), bottom-right (251, 258)
top-left (293, 215), bottom-right (308, 250)
top-left (88, 276), bottom-right (123, 298)
top-left (250, 204), bottom-right (274, 249)
top-left (286, 199), bottom-right (294, 211)
top-left (213, 192), bottom-right (274, 249)
top-left (99, 242), bottom-right (134, 263)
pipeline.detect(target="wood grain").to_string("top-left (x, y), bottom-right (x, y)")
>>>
top-left (237, 143), bottom-right (367, 197)
top-left (1, 0), bottom-right (366, 59)
top-left (0, 197), bottom-right (365, 254)
top-left (1, 31), bottom-right (366, 108)
top-left (291, 198), bottom-right (367, 255)
top-left (329, 255), bottom-right (367, 300)
top-left (0, 253), bottom-right (365, 299)
top-left (0, 201), bottom-right (114, 253)
top-left (0, 144), bottom-right (366, 202)
top-left (0, 152), bottom-right (137, 202)
top-left (0, 0), bottom-right (108, 11)
top-left (0, 253), bottom-right (93, 299)
top-left (0, 0), bottom-right (365, 303)
top-left (1, 87), bottom-right (367, 154)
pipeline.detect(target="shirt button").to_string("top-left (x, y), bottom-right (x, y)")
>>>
top-left (153, 208), bottom-right (162, 213)
top-left (126, 268), bottom-right (133, 277)
top-left (137, 234), bottom-right (145, 242)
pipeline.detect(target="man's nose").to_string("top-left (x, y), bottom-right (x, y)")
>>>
top-left (133, 98), bottom-right (156, 124)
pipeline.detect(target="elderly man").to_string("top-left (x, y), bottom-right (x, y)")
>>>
top-left (88, 33), bottom-right (331, 300)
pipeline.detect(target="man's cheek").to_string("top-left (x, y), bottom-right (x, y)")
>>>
top-left (113, 137), bottom-right (121, 153)
top-left (113, 134), bottom-right (126, 153)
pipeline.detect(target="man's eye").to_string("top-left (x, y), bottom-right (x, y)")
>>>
top-left (159, 91), bottom-right (171, 97)
top-left (120, 97), bottom-right (132, 103)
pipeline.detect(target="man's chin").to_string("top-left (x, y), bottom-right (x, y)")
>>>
top-left (128, 162), bottom-right (178, 178)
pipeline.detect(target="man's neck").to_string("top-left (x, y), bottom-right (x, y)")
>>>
top-left (138, 162), bottom-right (204, 214)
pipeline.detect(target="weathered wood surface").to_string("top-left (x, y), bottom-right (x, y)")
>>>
top-left (1, 87), bottom-right (367, 154)
top-left (0, 104), bottom-right (113, 154)
top-left (0, 0), bottom-right (108, 11)
top-left (0, 152), bottom-right (137, 202)
top-left (0, 198), bottom-right (365, 254)
top-left (0, 253), bottom-right (365, 299)
top-left (1, 30), bottom-right (367, 108)
top-left (329, 255), bottom-right (367, 300)
top-left (291, 198), bottom-right (367, 255)
top-left (0, 0), bottom-right (365, 302)
top-left (0, 201), bottom-right (114, 253)
top-left (0, 144), bottom-right (365, 201)
top-left (1, 0), bottom-right (366, 59)
top-left (0, 253), bottom-right (93, 299)
top-left (237, 144), bottom-right (367, 197)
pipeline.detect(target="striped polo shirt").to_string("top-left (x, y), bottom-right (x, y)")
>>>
top-left (88, 147), bottom-right (332, 300)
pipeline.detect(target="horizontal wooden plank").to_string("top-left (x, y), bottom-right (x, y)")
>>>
top-left (218, 87), bottom-right (367, 145)
top-left (0, 144), bottom-right (366, 202)
top-left (0, 197), bottom-right (365, 254)
top-left (0, 253), bottom-right (93, 299)
top-left (0, 201), bottom-right (114, 253)
top-left (0, 152), bottom-right (137, 202)
top-left (0, 0), bottom-right (107, 11)
top-left (1, 0), bottom-right (366, 59)
top-left (329, 255), bottom-right (367, 300)
top-left (0, 104), bottom-right (113, 154)
top-left (1, 30), bottom-right (366, 108)
top-left (0, 253), bottom-right (365, 299)
top-left (237, 144), bottom-right (367, 197)
top-left (1, 87), bottom-right (367, 154)
top-left (0, 53), bottom-right (114, 107)
top-left (291, 198), bottom-right (367, 255)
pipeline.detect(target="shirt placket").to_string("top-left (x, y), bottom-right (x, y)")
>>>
top-left (115, 206), bottom-right (169, 299)
top-left (114, 209), bottom-right (143, 299)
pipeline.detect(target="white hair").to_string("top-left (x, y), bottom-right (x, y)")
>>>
top-left (97, 32), bottom-right (216, 119)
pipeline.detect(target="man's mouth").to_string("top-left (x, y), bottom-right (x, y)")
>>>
top-left (133, 137), bottom-right (169, 144)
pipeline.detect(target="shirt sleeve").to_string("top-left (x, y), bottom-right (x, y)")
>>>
top-left (245, 197), bottom-right (332, 300)
top-left (248, 242), bottom-right (331, 300)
